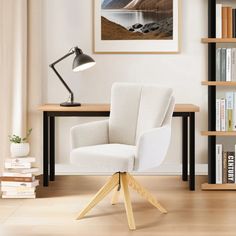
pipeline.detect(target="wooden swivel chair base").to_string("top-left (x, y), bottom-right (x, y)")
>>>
top-left (76, 172), bottom-right (167, 230)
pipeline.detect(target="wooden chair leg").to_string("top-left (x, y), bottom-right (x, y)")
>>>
top-left (120, 173), bottom-right (136, 230)
top-left (127, 173), bottom-right (167, 214)
top-left (111, 186), bottom-right (120, 205)
top-left (77, 173), bottom-right (119, 220)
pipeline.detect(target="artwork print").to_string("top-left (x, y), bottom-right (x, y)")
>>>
top-left (101, 0), bottom-right (173, 40)
top-left (94, 0), bottom-right (180, 53)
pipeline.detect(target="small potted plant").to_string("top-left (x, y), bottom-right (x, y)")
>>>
top-left (9, 128), bottom-right (32, 157)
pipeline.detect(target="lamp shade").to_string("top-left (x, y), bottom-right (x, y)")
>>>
top-left (72, 51), bottom-right (96, 72)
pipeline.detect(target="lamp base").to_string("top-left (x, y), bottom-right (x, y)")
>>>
top-left (60, 102), bottom-right (81, 107)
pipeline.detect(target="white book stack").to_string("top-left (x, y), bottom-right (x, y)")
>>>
top-left (0, 157), bottom-right (39, 198)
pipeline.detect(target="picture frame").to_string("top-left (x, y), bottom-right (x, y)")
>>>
top-left (94, 0), bottom-right (181, 54)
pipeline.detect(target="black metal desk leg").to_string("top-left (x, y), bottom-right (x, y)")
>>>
top-left (189, 112), bottom-right (195, 191)
top-left (43, 112), bottom-right (49, 186)
top-left (182, 116), bottom-right (188, 181)
top-left (49, 116), bottom-right (55, 181)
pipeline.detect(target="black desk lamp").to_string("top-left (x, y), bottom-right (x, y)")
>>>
top-left (49, 46), bottom-right (95, 107)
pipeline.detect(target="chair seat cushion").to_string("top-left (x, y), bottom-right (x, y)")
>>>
top-left (70, 144), bottom-right (136, 172)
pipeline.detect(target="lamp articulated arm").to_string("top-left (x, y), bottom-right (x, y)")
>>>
top-left (49, 46), bottom-right (94, 107)
top-left (49, 50), bottom-right (75, 103)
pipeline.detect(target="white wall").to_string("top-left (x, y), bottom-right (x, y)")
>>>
top-left (41, 0), bottom-right (209, 174)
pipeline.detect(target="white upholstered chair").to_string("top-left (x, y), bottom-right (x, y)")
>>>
top-left (70, 83), bottom-right (175, 230)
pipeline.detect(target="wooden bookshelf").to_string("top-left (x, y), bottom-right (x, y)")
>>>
top-left (201, 81), bottom-right (236, 86)
top-left (201, 131), bottom-right (236, 136)
top-left (202, 183), bottom-right (236, 190)
top-left (201, 38), bottom-right (236, 43)
top-left (201, 0), bottom-right (236, 190)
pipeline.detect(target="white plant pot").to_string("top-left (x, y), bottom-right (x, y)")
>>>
top-left (10, 143), bottom-right (30, 157)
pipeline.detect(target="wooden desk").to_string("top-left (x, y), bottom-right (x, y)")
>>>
top-left (38, 104), bottom-right (200, 190)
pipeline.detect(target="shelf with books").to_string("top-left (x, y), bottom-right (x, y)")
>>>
top-left (201, 38), bottom-right (236, 43)
top-left (201, 0), bottom-right (236, 190)
top-left (201, 131), bottom-right (236, 136)
top-left (202, 183), bottom-right (236, 190)
top-left (201, 81), bottom-right (236, 86)
top-left (202, 81), bottom-right (236, 86)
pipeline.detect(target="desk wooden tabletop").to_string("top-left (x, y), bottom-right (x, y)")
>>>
top-left (38, 104), bottom-right (200, 113)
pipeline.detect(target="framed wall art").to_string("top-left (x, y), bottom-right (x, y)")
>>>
top-left (94, 0), bottom-right (181, 54)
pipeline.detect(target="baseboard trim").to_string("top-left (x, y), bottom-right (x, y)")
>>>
top-left (55, 164), bottom-right (208, 176)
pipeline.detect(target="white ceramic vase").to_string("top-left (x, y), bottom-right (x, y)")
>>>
top-left (10, 143), bottom-right (30, 157)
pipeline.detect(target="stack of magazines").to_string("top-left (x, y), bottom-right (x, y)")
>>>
top-left (0, 157), bottom-right (39, 198)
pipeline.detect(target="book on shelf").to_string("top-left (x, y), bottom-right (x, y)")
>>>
top-left (216, 92), bottom-right (236, 131)
top-left (216, 4), bottom-right (222, 38)
top-left (226, 92), bottom-right (233, 131)
top-left (226, 48), bottom-right (232, 81)
top-left (232, 48), bottom-right (236, 80)
top-left (227, 152), bottom-right (235, 183)
top-left (222, 6), bottom-right (228, 38)
top-left (223, 152), bottom-right (228, 184)
top-left (216, 48), bottom-right (236, 82)
top-left (220, 98), bottom-right (226, 131)
top-left (216, 144), bottom-right (223, 184)
top-left (227, 7), bottom-right (233, 38)
top-left (216, 48), bottom-right (221, 81)
top-left (233, 9), bottom-right (236, 38)
top-left (216, 5), bottom-right (236, 38)
top-left (216, 99), bottom-right (221, 131)
top-left (215, 145), bottom-right (236, 184)
top-left (221, 48), bottom-right (226, 81)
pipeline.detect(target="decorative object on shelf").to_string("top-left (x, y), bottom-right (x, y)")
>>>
top-left (94, 0), bottom-right (181, 53)
top-left (49, 47), bottom-right (96, 107)
top-left (9, 129), bottom-right (32, 157)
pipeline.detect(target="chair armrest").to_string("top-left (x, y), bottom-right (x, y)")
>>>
top-left (135, 125), bottom-right (171, 171)
top-left (70, 120), bottom-right (109, 149)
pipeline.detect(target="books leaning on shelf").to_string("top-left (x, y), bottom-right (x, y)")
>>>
top-left (216, 4), bottom-right (236, 38)
top-left (216, 92), bottom-right (236, 131)
top-left (216, 48), bottom-right (236, 82)
top-left (216, 144), bottom-right (236, 184)
top-left (0, 157), bottom-right (39, 199)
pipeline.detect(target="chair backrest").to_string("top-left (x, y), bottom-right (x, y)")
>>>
top-left (109, 83), bottom-right (173, 145)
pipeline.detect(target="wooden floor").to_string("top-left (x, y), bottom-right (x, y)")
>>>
top-left (0, 175), bottom-right (236, 235)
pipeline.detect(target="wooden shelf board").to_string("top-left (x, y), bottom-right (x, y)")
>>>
top-left (201, 81), bottom-right (236, 86)
top-left (201, 38), bottom-right (236, 43)
top-left (201, 131), bottom-right (236, 136)
top-left (202, 183), bottom-right (236, 190)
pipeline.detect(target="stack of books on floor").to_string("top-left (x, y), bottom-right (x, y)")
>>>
top-left (216, 4), bottom-right (236, 38)
top-left (216, 144), bottom-right (236, 184)
top-left (0, 157), bottom-right (39, 198)
top-left (216, 47), bottom-right (236, 82)
top-left (216, 92), bottom-right (236, 131)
